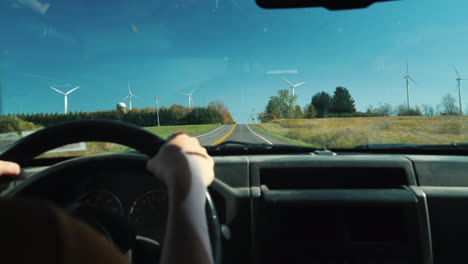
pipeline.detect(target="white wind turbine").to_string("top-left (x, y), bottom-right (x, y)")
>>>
top-left (183, 89), bottom-right (196, 108)
top-left (282, 77), bottom-right (305, 98)
top-left (122, 82), bottom-right (141, 110)
top-left (403, 63), bottom-right (417, 109)
top-left (50, 86), bottom-right (79, 114)
top-left (454, 66), bottom-right (466, 115)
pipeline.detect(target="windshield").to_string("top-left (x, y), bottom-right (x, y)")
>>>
top-left (1, 0), bottom-right (467, 154)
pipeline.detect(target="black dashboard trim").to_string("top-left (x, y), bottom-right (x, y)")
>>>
top-left (408, 186), bottom-right (434, 264)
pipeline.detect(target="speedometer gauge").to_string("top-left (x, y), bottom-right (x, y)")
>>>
top-left (129, 190), bottom-right (169, 243)
top-left (77, 190), bottom-right (124, 216)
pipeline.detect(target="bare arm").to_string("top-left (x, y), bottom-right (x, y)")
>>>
top-left (147, 132), bottom-right (214, 264)
top-left (0, 160), bottom-right (23, 191)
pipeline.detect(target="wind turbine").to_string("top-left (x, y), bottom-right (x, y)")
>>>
top-left (403, 63), bottom-right (417, 109)
top-left (283, 77), bottom-right (305, 98)
top-left (50, 86), bottom-right (79, 114)
top-left (454, 66), bottom-right (465, 115)
top-left (122, 82), bottom-right (141, 110)
top-left (183, 89), bottom-right (196, 108)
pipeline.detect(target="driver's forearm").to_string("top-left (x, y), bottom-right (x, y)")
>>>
top-left (160, 156), bottom-right (214, 264)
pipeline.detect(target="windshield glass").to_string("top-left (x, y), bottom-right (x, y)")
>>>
top-left (1, 0), bottom-right (467, 154)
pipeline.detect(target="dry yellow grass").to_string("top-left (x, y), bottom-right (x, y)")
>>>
top-left (255, 116), bottom-right (468, 148)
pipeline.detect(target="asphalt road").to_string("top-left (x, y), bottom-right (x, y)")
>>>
top-left (196, 124), bottom-right (286, 146)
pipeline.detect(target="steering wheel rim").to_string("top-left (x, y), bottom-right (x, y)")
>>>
top-left (0, 120), bottom-right (222, 264)
top-left (0, 120), bottom-right (166, 165)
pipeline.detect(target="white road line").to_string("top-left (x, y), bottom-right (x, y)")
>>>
top-left (195, 125), bottom-right (226, 138)
top-left (245, 124), bottom-right (273, 145)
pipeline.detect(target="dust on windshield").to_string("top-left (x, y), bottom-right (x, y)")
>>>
top-left (0, 0), bottom-right (467, 153)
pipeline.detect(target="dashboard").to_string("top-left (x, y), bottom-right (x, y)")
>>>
top-left (10, 152), bottom-right (468, 264)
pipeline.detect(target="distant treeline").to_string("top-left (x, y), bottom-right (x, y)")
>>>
top-left (5, 101), bottom-right (234, 130)
top-left (259, 86), bottom-right (463, 123)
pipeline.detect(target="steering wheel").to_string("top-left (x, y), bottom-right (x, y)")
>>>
top-left (0, 120), bottom-right (222, 264)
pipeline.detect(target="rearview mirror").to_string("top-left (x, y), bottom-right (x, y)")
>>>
top-left (256, 0), bottom-right (397, 10)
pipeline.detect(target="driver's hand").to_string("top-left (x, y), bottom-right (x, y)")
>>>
top-left (0, 161), bottom-right (22, 191)
top-left (146, 132), bottom-right (214, 193)
top-left (0, 161), bottom-right (20, 176)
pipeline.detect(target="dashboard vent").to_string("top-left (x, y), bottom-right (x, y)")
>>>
top-left (260, 167), bottom-right (408, 189)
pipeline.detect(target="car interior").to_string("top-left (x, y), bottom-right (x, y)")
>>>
top-left (0, 118), bottom-right (466, 264)
top-left (1, 1), bottom-right (468, 264)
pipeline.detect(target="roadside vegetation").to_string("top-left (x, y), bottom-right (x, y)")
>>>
top-left (254, 116), bottom-right (468, 148)
top-left (36, 124), bottom-right (219, 158)
top-left (4, 100), bottom-right (233, 130)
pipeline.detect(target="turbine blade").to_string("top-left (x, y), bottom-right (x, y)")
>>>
top-left (65, 86), bottom-right (79, 95)
top-left (406, 62), bottom-right (409, 75)
top-left (282, 77), bottom-right (294, 87)
top-left (454, 66), bottom-right (461, 79)
top-left (294, 82), bottom-right (305, 87)
top-left (50, 87), bottom-right (65, 95)
top-left (128, 82), bottom-right (132, 94)
top-left (122, 95), bottom-right (129, 101)
top-left (133, 94), bottom-right (143, 100)
top-left (409, 76), bottom-right (418, 85)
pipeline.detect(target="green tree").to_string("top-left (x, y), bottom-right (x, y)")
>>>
top-left (311, 92), bottom-right (332, 118)
top-left (208, 100), bottom-right (234, 124)
top-left (304, 104), bottom-right (317, 119)
top-left (395, 104), bottom-right (422, 116)
top-left (294, 105), bottom-right (304, 119)
top-left (183, 107), bottom-right (223, 124)
top-left (265, 89), bottom-right (294, 119)
top-left (0, 116), bottom-right (39, 133)
top-left (330, 87), bottom-right (356, 114)
top-left (257, 112), bottom-right (274, 123)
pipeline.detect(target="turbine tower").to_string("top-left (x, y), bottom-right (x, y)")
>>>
top-left (454, 66), bottom-right (465, 115)
top-left (50, 86), bottom-right (79, 114)
top-left (122, 82), bottom-right (141, 110)
top-left (155, 96), bottom-right (160, 127)
top-left (184, 89), bottom-right (196, 108)
top-left (403, 63), bottom-right (417, 109)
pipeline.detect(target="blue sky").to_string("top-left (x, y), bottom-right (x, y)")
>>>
top-left (1, 0), bottom-right (468, 123)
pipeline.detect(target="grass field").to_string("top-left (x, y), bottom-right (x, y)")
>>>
top-left (144, 124), bottom-right (219, 139)
top-left (39, 124), bottom-right (219, 157)
top-left (254, 116), bottom-right (468, 148)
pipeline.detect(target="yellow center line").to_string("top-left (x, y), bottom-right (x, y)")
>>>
top-left (211, 124), bottom-right (237, 146)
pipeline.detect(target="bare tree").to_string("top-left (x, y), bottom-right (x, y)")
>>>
top-left (421, 104), bottom-right (435, 116)
top-left (374, 103), bottom-right (393, 116)
top-left (438, 94), bottom-right (459, 115)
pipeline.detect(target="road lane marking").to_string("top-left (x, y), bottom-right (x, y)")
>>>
top-left (195, 125), bottom-right (226, 138)
top-left (211, 124), bottom-right (237, 146)
top-left (245, 125), bottom-right (273, 145)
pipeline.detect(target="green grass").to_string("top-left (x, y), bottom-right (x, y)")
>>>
top-left (38, 124), bottom-right (220, 158)
top-left (144, 124), bottom-right (219, 139)
top-left (252, 124), bottom-right (311, 147)
top-left (255, 116), bottom-right (468, 149)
